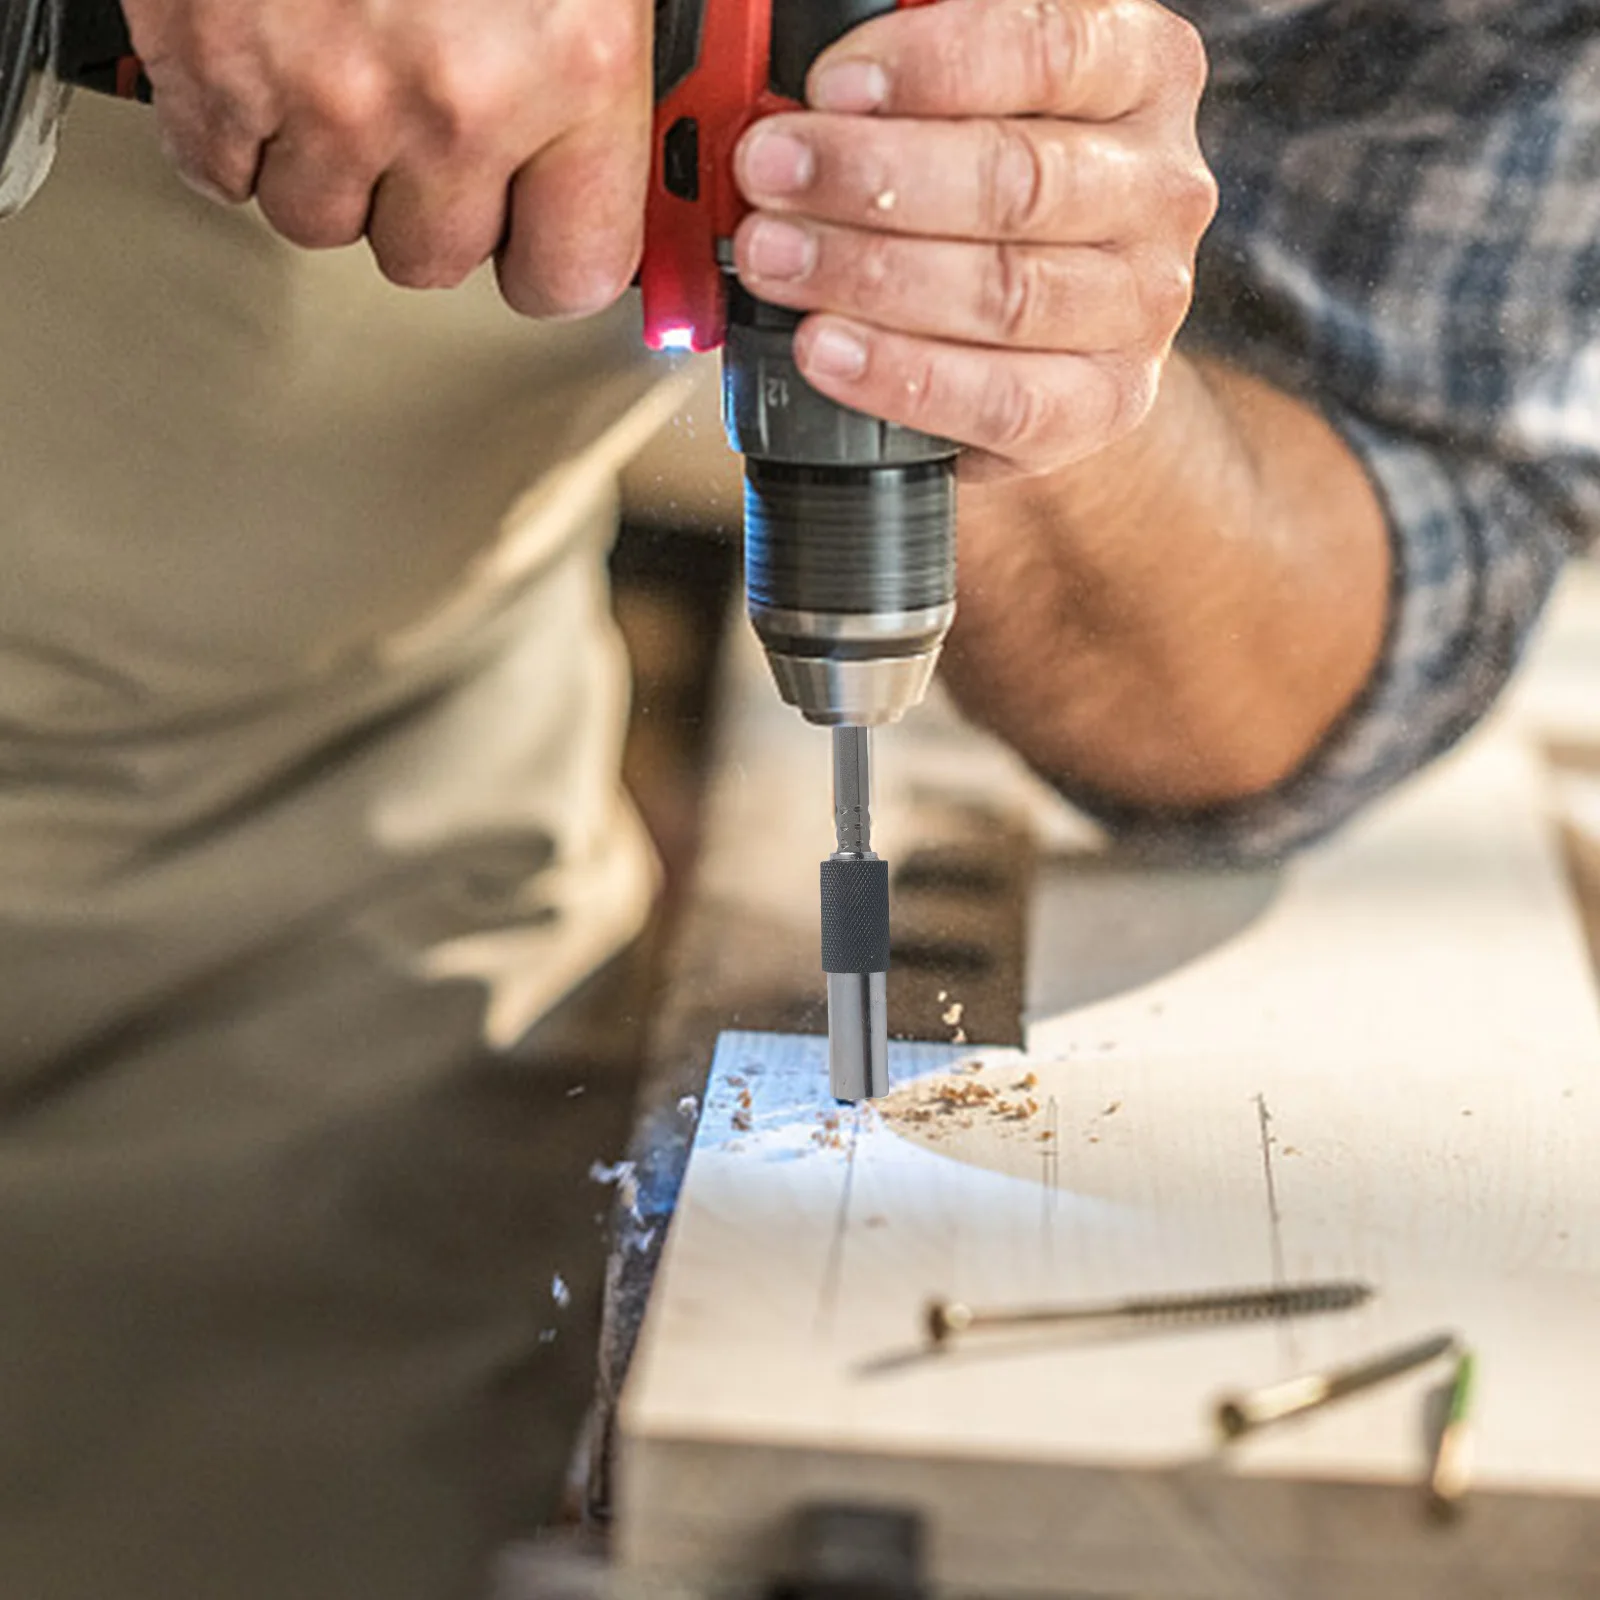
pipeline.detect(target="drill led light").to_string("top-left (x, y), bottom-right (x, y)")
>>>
top-left (655, 326), bottom-right (698, 353)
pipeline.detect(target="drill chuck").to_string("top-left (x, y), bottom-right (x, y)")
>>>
top-left (746, 459), bottom-right (955, 727)
top-left (724, 282), bottom-right (958, 728)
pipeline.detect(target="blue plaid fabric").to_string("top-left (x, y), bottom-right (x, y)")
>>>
top-left (1077, 0), bottom-right (1600, 860)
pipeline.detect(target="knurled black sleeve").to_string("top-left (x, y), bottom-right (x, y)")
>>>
top-left (820, 857), bottom-right (890, 974)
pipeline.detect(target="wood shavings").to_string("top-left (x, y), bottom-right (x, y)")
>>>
top-left (589, 1159), bottom-right (641, 1221)
top-left (811, 1110), bottom-right (848, 1151)
top-left (875, 1067), bottom-right (1048, 1144)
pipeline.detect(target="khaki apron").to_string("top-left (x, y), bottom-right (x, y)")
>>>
top-left (0, 96), bottom-right (678, 1598)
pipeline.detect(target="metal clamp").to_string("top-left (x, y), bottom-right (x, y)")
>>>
top-left (768, 1505), bottom-right (927, 1600)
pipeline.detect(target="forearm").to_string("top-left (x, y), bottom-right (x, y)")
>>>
top-left (942, 352), bottom-right (1392, 811)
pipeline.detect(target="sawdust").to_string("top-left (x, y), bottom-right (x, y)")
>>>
top-left (875, 1065), bottom-right (1047, 1142)
top-left (811, 1111), bottom-right (848, 1151)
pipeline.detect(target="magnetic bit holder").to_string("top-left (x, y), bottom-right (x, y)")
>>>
top-left (823, 727), bottom-right (891, 1103)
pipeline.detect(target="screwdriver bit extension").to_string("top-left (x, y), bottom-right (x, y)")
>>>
top-left (822, 727), bottom-right (890, 1102)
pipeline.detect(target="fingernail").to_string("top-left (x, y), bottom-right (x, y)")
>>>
top-left (805, 324), bottom-right (869, 381)
top-left (741, 128), bottom-right (815, 196)
top-left (745, 219), bottom-right (816, 282)
top-left (810, 58), bottom-right (889, 112)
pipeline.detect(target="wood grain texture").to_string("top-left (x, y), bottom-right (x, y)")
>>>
top-left (618, 722), bottom-right (1600, 1597)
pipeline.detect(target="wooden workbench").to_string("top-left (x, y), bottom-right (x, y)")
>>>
top-left (613, 566), bottom-right (1600, 1597)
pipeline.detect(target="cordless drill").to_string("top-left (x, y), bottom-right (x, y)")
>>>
top-left (0, 0), bottom-right (960, 1102)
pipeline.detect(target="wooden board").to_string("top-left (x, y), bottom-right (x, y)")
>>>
top-left (617, 726), bottom-right (1600, 1598)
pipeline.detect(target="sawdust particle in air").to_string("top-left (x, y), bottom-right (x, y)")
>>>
top-left (811, 1110), bottom-right (848, 1151)
top-left (1102, 1101), bottom-right (1122, 1117)
top-left (941, 1000), bottom-right (965, 1028)
top-left (731, 1109), bottom-right (753, 1133)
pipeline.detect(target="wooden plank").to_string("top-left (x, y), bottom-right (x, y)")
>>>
top-left (591, 617), bottom-right (1041, 1523)
top-left (617, 727), bottom-right (1600, 1597)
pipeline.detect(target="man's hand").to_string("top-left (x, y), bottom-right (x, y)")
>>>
top-left (734, 0), bottom-right (1392, 819)
top-left (122, 0), bottom-right (652, 315)
top-left (731, 0), bottom-right (1216, 480)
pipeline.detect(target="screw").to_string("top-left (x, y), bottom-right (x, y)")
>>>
top-left (1427, 1347), bottom-right (1478, 1521)
top-left (1216, 1330), bottom-right (1458, 1440)
top-left (925, 1279), bottom-right (1373, 1348)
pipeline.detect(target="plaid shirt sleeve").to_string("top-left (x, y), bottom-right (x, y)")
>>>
top-left (1065, 3), bottom-right (1600, 862)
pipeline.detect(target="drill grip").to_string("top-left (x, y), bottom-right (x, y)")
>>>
top-left (768, 0), bottom-right (901, 100)
top-left (57, 0), bottom-right (146, 98)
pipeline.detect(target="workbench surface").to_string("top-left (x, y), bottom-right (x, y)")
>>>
top-left (611, 565), bottom-right (1600, 1599)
